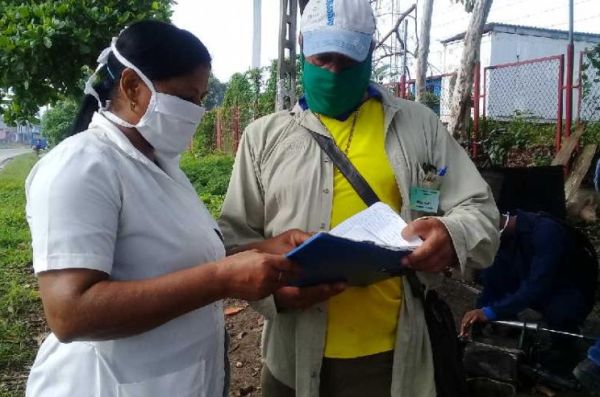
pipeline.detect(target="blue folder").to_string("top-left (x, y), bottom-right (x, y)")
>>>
top-left (285, 232), bottom-right (411, 287)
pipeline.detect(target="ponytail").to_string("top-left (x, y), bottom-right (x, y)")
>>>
top-left (71, 95), bottom-right (100, 135)
top-left (71, 63), bottom-right (120, 135)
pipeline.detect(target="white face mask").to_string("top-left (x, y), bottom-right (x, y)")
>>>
top-left (98, 39), bottom-right (205, 159)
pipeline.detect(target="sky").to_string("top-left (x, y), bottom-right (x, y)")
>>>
top-left (172, 0), bottom-right (600, 83)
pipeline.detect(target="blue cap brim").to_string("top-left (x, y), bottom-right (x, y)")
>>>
top-left (302, 30), bottom-right (372, 62)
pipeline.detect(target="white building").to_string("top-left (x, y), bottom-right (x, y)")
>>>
top-left (438, 23), bottom-right (600, 122)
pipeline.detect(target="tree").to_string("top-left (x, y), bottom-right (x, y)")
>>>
top-left (40, 99), bottom-right (79, 146)
top-left (204, 74), bottom-right (227, 111)
top-left (258, 60), bottom-right (278, 116)
top-left (447, 0), bottom-right (493, 140)
top-left (415, 0), bottom-right (435, 103)
top-left (0, 0), bottom-right (173, 125)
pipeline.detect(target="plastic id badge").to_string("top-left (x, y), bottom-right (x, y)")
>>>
top-left (410, 186), bottom-right (440, 213)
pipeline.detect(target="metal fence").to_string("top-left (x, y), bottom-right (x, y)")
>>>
top-left (391, 54), bottom-right (571, 156)
top-left (578, 50), bottom-right (600, 122)
top-left (482, 55), bottom-right (565, 151)
top-left (401, 73), bottom-right (458, 123)
top-left (483, 56), bottom-right (564, 123)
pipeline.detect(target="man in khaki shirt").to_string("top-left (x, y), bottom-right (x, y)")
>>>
top-left (219, 0), bottom-right (499, 396)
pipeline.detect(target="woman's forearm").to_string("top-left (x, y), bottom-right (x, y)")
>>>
top-left (39, 250), bottom-right (293, 343)
top-left (39, 261), bottom-right (228, 342)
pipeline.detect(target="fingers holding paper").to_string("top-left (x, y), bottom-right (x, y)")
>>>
top-left (400, 217), bottom-right (458, 273)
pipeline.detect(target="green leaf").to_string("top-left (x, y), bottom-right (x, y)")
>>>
top-left (0, 0), bottom-right (174, 123)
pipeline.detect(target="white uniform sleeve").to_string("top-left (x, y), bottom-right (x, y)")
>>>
top-left (25, 145), bottom-right (121, 274)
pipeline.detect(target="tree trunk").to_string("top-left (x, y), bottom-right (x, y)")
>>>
top-left (299, 0), bottom-right (309, 14)
top-left (448, 0), bottom-right (493, 140)
top-left (415, 0), bottom-right (435, 103)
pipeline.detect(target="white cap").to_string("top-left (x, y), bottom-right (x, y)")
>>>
top-left (300, 0), bottom-right (376, 62)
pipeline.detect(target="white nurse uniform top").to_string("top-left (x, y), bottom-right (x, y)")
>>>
top-left (25, 112), bottom-right (226, 397)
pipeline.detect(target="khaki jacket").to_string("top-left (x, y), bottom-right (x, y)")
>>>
top-left (218, 85), bottom-right (499, 397)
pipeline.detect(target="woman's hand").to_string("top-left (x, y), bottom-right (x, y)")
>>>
top-left (216, 250), bottom-right (300, 301)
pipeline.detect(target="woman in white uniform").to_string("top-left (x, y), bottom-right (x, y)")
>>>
top-left (25, 21), bottom-right (305, 397)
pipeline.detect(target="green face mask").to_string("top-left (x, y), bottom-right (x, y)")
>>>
top-left (302, 53), bottom-right (372, 118)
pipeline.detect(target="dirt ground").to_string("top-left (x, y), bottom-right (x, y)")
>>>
top-left (225, 223), bottom-right (600, 397)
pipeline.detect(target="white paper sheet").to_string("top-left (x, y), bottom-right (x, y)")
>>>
top-left (329, 202), bottom-right (422, 249)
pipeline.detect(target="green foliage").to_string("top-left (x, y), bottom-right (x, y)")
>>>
top-left (0, 0), bottom-right (173, 125)
top-left (420, 91), bottom-right (440, 111)
top-left (221, 72), bottom-right (255, 134)
top-left (0, 154), bottom-right (41, 394)
top-left (193, 109), bottom-right (217, 155)
top-left (204, 74), bottom-right (227, 111)
top-left (258, 60), bottom-right (278, 116)
top-left (581, 44), bottom-right (600, 120)
top-left (216, 60), bottom-right (284, 153)
top-left (480, 111), bottom-right (555, 166)
top-left (40, 98), bottom-right (78, 146)
top-left (582, 121), bottom-right (600, 145)
top-left (581, 44), bottom-right (600, 97)
top-left (179, 152), bottom-right (233, 217)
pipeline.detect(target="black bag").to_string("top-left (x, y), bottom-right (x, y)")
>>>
top-left (308, 129), bottom-right (469, 397)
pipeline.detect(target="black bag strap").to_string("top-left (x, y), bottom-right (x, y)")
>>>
top-left (307, 129), bottom-right (426, 298)
top-left (308, 130), bottom-right (380, 207)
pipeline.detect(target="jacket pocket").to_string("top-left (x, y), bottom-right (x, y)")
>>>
top-left (117, 359), bottom-right (206, 397)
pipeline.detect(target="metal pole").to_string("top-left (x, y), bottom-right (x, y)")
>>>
top-left (557, 55), bottom-right (565, 151)
top-left (576, 50), bottom-right (584, 122)
top-left (252, 0), bottom-right (262, 69)
top-left (276, 0), bottom-right (298, 111)
top-left (565, 0), bottom-right (575, 138)
top-left (493, 320), bottom-right (598, 342)
top-left (401, 19), bottom-right (408, 98)
top-left (472, 62), bottom-right (480, 158)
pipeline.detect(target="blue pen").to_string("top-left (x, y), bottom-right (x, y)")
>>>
top-left (438, 166), bottom-right (447, 177)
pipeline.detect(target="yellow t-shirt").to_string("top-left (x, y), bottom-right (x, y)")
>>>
top-left (320, 97), bottom-right (404, 358)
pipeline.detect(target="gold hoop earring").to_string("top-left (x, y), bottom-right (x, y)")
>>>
top-left (130, 102), bottom-right (136, 111)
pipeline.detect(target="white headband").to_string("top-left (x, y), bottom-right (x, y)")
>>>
top-left (83, 36), bottom-right (156, 110)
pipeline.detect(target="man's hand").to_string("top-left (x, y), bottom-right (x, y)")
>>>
top-left (459, 309), bottom-right (488, 337)
top-left (236, 229), bottom-right (312, 256)
top-left (401, 217), bottom-right (458, 273)
top-left (274, 283), bottom-right (347, 310)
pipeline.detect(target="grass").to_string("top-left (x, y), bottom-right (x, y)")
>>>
top-left (0, 154), bottom-right (43, 397)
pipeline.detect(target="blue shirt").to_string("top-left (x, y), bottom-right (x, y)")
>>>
top-left (478, 210), bottom-right (576, 320)
top-left (594, 158), bottom-right (600, 192)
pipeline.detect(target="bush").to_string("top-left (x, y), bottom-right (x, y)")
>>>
top-left (582, 122), bottom-right (600, 145)
top-left (180, 152), bottom-right (234, 217)
top-left (40, 99), bottom-right (78, 146)
top-left (480, 112), bottom-right (555, 166)
top-left (193, 109), bottom-right (217, 155)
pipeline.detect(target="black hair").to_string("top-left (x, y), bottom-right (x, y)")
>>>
top-left (71, 20), bottom-right (212, 134)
